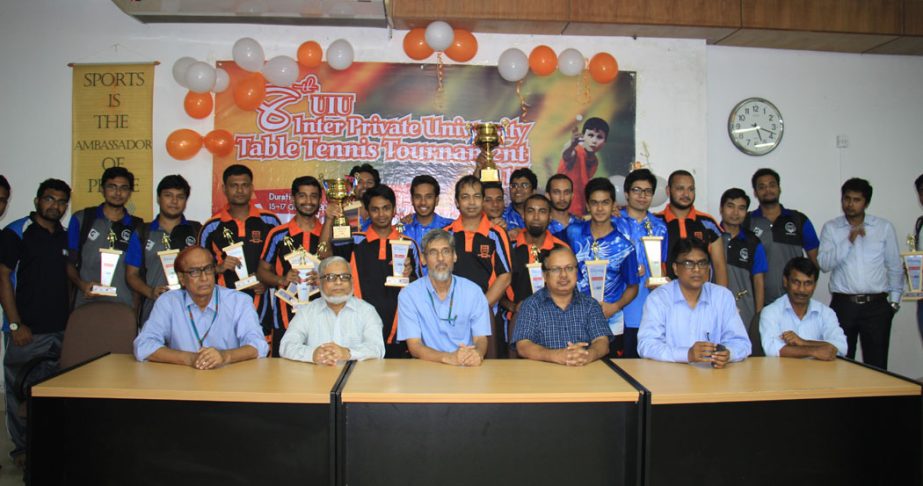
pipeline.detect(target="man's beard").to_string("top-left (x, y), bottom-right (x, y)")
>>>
top-left (430, 267), bottom-right (453, 282)
top-left (321, 288), bottom-right (353, 305)
top-left (527, 225), bottom-right (545, 238)
top-left (670, 198), bottom-right (691, 210)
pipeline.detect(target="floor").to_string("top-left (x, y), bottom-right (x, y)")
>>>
top-left (0, 405), bottom-right (23, 485)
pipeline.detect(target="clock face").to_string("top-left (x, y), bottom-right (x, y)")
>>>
top-left (728, 98), bottom-right (783, 156)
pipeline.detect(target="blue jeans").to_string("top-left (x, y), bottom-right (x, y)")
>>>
top-left (4, 331), bottom-right (63, 457)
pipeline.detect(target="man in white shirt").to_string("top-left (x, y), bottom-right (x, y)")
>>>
top-left (279, 256), bottom-right (384, 365)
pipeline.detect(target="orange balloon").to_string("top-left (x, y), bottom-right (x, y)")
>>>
top-left (183, 91), bottom-right (213, 119)
top-left (204, 129), bottom-right (235, 157)
top-left (589, 52), bottom-right (619, 84)
top-left (297, 41), bottom-right (323, 68)
top-left (403, 27), bottom-right (434, 61)
top-left (233, 72), bottom-right (266, 111)
top-left (529, 45), bottom-right (557, 76)
top-left (445, 29), bottom-right (478, 62)
top-left (165, 129), bottom-right (203, 161)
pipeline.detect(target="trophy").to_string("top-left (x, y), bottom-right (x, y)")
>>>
top-left (526, 244), bottom-right (545, 293)
top-left (641, 219), bottom-right (669, 287)
top-left (91, 229), bottom-right (122, 297)
top-left (468, 121), bottom-right (507, 183)
top-left (322, 176), bottom-right (357, 242)
top-left (221, 227), bottom-right (258, 290)
top-left (902, 234), bottom-right (923, 301)
top-left (157, 233), bottom-right (181, 291)
top-left (281, 235), bottom-right (320, 301)
top-left (386, 221), bottom-right (412, 287)
top-left (585, 240), bottom-right (609, 302)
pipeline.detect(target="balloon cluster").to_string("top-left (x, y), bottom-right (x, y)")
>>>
top-left (403, 22), bottom-right (478, 62)
top-left (166, 129), bottom-right (234, 160)
top-left (498, 46), bottom-right (619, 84)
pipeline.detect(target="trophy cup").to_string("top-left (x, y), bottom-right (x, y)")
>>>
top-left (323, 176), bottom-right (356, 242)
top-left (281, 235), bottom-right (320, 301)
top-left (157, 233), bottom-right (181, 291)
top-left (526, 244), bottom-right (545, 293)
top-left (585, 240), bottom-right (609, 302)
top-left (386, 221), bottom-right (411, 287)
top-left (92, 229), bottom-right (122, 297)
top-left (222, 227), bottom-right (258, 290)
top-left (902, 234), bottom-right (923, 301)
top-left (468, 121), bottom-right (506, 183)
top-left (641, 219), bottom-right (669, 287)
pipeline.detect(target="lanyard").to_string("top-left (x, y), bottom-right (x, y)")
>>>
top-left (426, 277), bottom-right (457, 327)
top-left (185, 289), bottom-right (220, 348)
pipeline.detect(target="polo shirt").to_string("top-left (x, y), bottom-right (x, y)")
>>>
top-left (509, 230), bottom-right (569, 303)
top-left (548, 214), bottom-right (580, 240)
top-left (444, 214), bottom-right (512, 294)
top-left (1, 214), bottom-right (70, 333)
top-left (747, 206), bottom-right (820, 302)
top-left (260, 218), bottom-right (323, 331)
top-left (511, 287), bottom-right (611, 349)
top-left (67, 204), bottom-right (141, 308)
top-left (502, 204), bottom-right (525, 230)
top-left (397, 275), bottom-right (491, 352)
top-left (614, 209), bottom-right (669, 329)
top-left (402, 213), bottom-right (453, 256)
top-left (721, 229), bottom-right (768, 326)
top-left (658, 204), bottom-right (722, 279)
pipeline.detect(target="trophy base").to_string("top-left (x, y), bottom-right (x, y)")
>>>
top-left (480, 167), bottom-right (500, 183)
top-left (275, 288), bottom-right (297, 307)
top-left (385, 276), bottom-right (410, 287)
top-left (166, 283), bottom-right (181, 291)
top-left (902, 291), bottom-right (923, 301)
top-left (332, 225), bottom-right (353, 242)
top-left (647, 277), bottom-right (670, 287)
top-left (235, 275), bottom-right (260, 291)
top-left (90, 285), bottom-right (118, 297)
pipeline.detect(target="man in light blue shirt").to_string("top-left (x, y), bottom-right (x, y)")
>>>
top-left (760, 257), bottom-right (846, 360)
top-left (638, 238), bottom-right (751, 367)
top-left (397, 228), bottom-right (491, 366)
top-left (134, 246), bottom-right (269, 368)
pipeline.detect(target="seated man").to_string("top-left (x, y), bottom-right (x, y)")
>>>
top-left (279, 256), bottom-right (385, 365)
top-left (760, 257), bottom-right (847, 360)
top-left (512, 246), bottom-right (610, 366)
top-left (397, 228), bottom-right (491, 366)
top-left (638, 238), bottom-right (751, 368)
top-left (133, 246), bottom-right (269, 368)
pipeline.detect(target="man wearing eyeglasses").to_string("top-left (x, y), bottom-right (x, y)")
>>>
top-left (133, 246), bottom-right (269, 367)
top-left (397, 229), bottom-right (491, 366)
top-left (279, 256), bottom-right (384, 365)
top-left (512, 247), bottom-right (610, 366)
top-left (502, 168), bottom-right (537, 239)
top-left (638, 238), bottom-right (751, 368)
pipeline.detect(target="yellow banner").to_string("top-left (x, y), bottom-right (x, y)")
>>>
top-left (72, 63), bottom-right (154, 220)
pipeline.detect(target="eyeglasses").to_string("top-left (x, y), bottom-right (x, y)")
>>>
top-left (677, 259), bottom-right (710, 270)
top-left (182, 264), bottom-right (216, 278)
top-left (544, 264), bottom-right (578, 276)
top-left (630, 187), bottom-right (654, 197)
top-left (320, 273), bottom-right (352, 282)
top-left (104, 184), bottom-right (132, 193)
top-left (510, 182), bottom-right (532, 190)
top-left (426, 248), bottom-right (454, 259)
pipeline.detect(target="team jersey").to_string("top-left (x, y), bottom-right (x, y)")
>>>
top-left (509, 230), bottom-right (569, 303)
top-left (658, 204), bottom-right (722, 279)
top-left (746, 206), bottom-right (819, 302)
top-left (444, 214), bottom-right (512, 294)
top-left (614, 209), bottom-right (669, 329)
top-left (260, 218), bottom-right (323, 332)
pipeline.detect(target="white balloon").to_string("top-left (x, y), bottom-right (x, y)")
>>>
top-left (424, 21), bottom-right (454, 51)
top-left (185, 61), bottom-right (216, 94)
top-left (558, 48), bottom-right (585, 77)
top-left (651, 175), bottom-right (669, 207)
top-left (327, 39), bottom-right (354, 71)
top-left (212, 68), bottom-right (230, 93)
top-left (262, 55), bottom-right (300, 86)
top-left (609, 175), bottom-right (627, 206)
top-left (497, 48), bottom-right (528, 82)
top-left (172, 57), bottom-right (196, 87)
top-left (233, 37), bottom-right (265, 72)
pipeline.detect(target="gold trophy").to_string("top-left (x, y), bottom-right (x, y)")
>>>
top-left (641, 219), bottom-right (669, 287)
top-left (323, 176), bottom-right (356, 242)
top-left (157, 233), bottom-right (181, 290)
top-left (92, 229), bottom-right (122, 297)
top-left (386, 221), bottom-right (412, 287)
top-left (468, 121), bottom-right (507, 183)
top-left (902, 233), bottom-right (923, 301)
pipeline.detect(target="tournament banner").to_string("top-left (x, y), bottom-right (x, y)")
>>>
top-left (213, 62), bottom-right (635, 220)
top-left (72, 63), bottom-right (154, 220)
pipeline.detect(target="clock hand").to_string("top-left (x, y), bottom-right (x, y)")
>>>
top-left (755, 125), bottom-right (763, 142)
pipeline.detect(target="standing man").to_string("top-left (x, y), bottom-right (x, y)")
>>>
top-left (719, 188), bottom-right (768, 355)
top-left (546, 174), bottom-right (580, 236)
top-left (200, 164), bottom-right (280, 344)
top-left (658, 170), bottom-right (728, 286)
top-left (349, 163), bottom-right (380, 232)
top-left (482, 181), bottom-right (508, 231)
top-left (67, 167), bottom-right (143, 310)
top-left (566, 177), bottom-right (640, 356)
top-left (258, 176), bottom-right (324, 355)
top-left (614, 169), bottom-right (669, 358)
top-left (747, 168), bottom-right (820, 303)
top-left (401, 175), bottom-right (453, 252)
top-left (126, 175), bottom-right (201, 324)
top-left (0, 179), bottom-right (71, 467)
top-left (502, 168), bottom-right (537, 237)
top-left (819, 178), bottom-right (903, 369)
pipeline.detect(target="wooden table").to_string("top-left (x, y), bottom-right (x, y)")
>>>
top-left (30, 354), bottom-right (345, 486)
top-left (337, 359), bottom-right (642, 486)
top-left (612, 357), bottom-right (922, 486)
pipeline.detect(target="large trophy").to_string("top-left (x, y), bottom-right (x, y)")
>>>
top-left (323, 176), bottom-right (357, 242)
top-left (641, 220), bottom-right (669, 287)
top-left (222, 227), bottom-right (259, 290)
top-left (468, 121), bottom-right (507, 183)
top-left (157, 233), bottom-right (181, 291)
top-left (902, 234), bottom-right (923, 301)
top-left (585, 241), bottom-right (609, 302)
top-left (386, 221), bottom-right (412, 287)
top-left (92, 229), bottom-right (122, 297)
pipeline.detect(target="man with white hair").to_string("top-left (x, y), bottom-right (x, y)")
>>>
top-left (279, 256), bottom-right (384, 365)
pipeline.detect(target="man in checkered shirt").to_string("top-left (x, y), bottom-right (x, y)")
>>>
top-left (511, 246), bottom-right (611, 366)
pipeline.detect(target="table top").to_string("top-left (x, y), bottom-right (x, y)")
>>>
top-left (341, 359), bottom-right (640, 404)
top-left (613, 357), bottom-right (922, 405)
top-left (32, 354), bottom-right (345, 404)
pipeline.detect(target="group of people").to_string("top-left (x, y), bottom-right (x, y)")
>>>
top-left (1, 157), bottom-right (921, 466)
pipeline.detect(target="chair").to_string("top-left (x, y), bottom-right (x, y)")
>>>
top-left (58, 301), bottom-right (138, 369)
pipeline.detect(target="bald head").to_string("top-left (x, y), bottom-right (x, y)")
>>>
top-left (175, 246), bottom-right (213, 273)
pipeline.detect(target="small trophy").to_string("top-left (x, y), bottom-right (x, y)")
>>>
top-left (902, 234), bottom-right (923, 301)
top-left (386, 221), bottom-right (411, 287)
top-left (281, 235), bottom-right (320, 301)
top-left (526, 244), bottom-right (545, 293)
top-left (92, 229), bottom-right (122, 297)
top-left (222, 227), bottom-right (258, 290)
top-left (322, 176), bottom-right (357, 242)
top-left (468, 121), bottom-right (507, 183)
top-left (585, 240), bottom-right (609, 302)
top-left (157, 233), bottom-right (181, 291)
top-left (641, 219), bottom-right (669, 287)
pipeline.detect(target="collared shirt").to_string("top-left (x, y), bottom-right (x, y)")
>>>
top-left (615, 209), bottom-right (669, 329)
top-left (67, 204), bottom-right (141, 308)
top-left (748, 205), bottom-right (820, 302)
top-left (511, 287), bottom-right (611, 349)
top-left (502, 204), bottom-right (526, 230)
top-left (279, 296), bottom-right (385, 363)
top-left (818, 214), bottom-right (903, 302)
top-left (397, 275), bottom-right (491, 353)
top-left (658, 204), bottom-right (722, 279)
top-left (133, 286), bottom-right (270, 361)
top-left (721, 229), bottom-right (768, 326)
top-left (565, 220), bottom-right (640, 334)
top-left (444, 214), bottom-right (512, 294)
top-left (638, 280), bottom-right (751, 363)
top-left (759, 295), bottom-right (847, 357)
top-left (261, 218), bottom-right (323, 330)
top-left (509, 231), bottom-right (569, 303)
top-left (402, 213), bottom-right (454, 255)
top-left (548, 213), bottom-right (581, 239)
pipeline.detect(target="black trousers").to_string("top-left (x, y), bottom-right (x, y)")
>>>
top-left (830, 294), bottom-right (894, 370)
top-left (621, 327), bottom-right (639, 359)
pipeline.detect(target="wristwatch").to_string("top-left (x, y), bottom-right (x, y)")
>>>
top-left (9, 322), bottom-right (19, 332)
top-left (890, 302), bottom-right (901, 313)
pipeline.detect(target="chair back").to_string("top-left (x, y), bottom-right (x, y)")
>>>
top-left (59, 302), bottom-right (137, 369)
